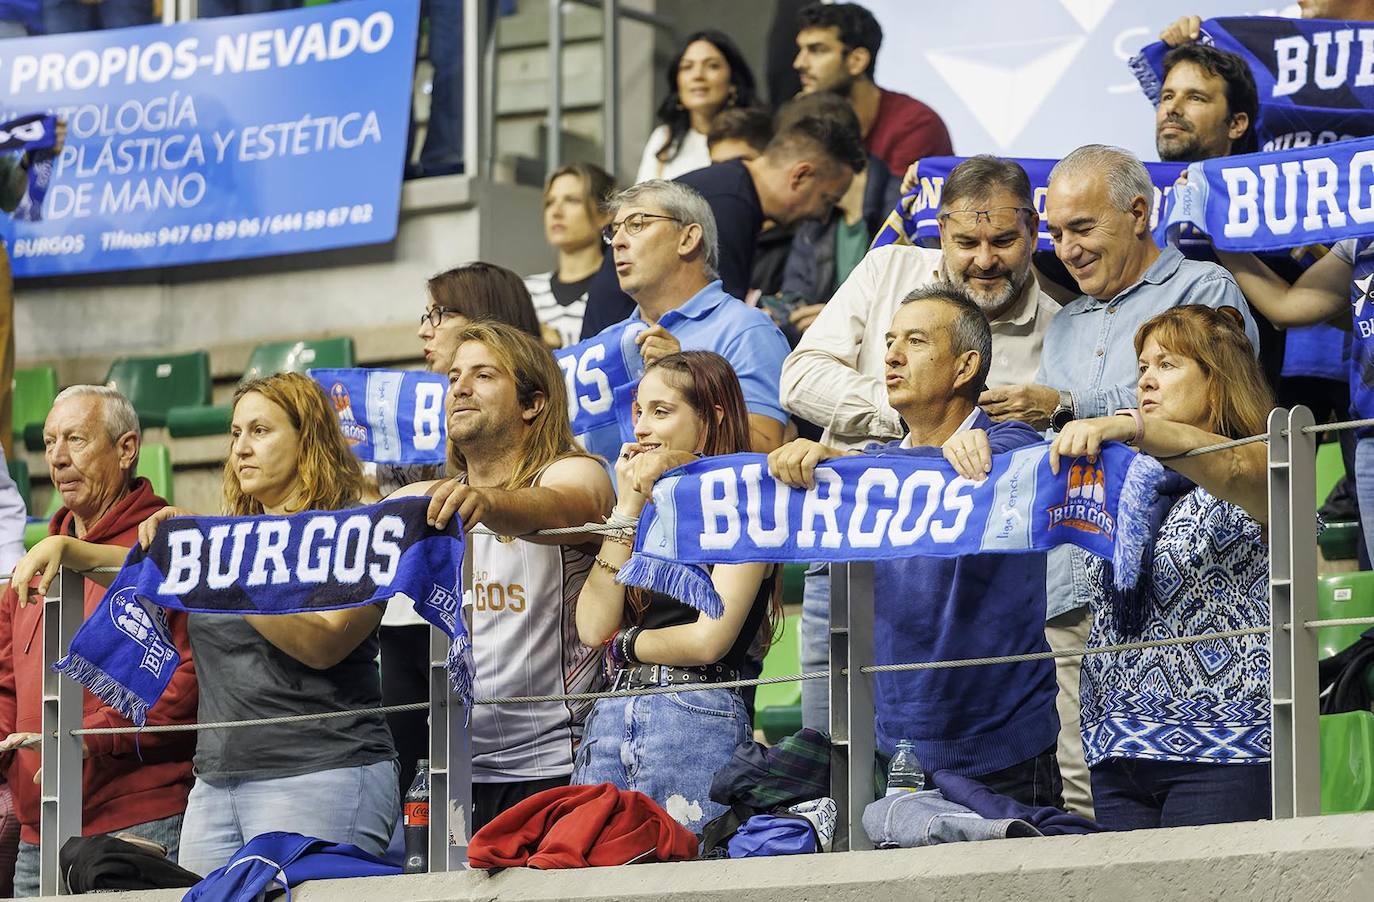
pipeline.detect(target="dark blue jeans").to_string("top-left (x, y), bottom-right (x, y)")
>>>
top-left (1090, 758), bottom-right (1272, 830)
top-left (42, 0), bottom-right (151, 33)
top-left (417, 0), bottom-right (464, 176)
top-left (973, 744), bottom-right (1064, 809)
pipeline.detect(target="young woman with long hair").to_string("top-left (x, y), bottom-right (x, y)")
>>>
top-left (525, 162), bottom-right (616, 349)
top-left (12, 372), bottom-right (399, 875)
top-left (572, 351), bottom-right (778, 832)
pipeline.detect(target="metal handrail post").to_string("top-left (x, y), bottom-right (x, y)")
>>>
top-left (829, 561), bottom-right (876, 852)
top-left (428, 628), bottom-right (472, 871)
top-left (1268, 406), bottom-right (1321, 818)
top-left (601, 0), bottom-right (620, 176)
top-left (547, 0), bottom-right (564, 176)
top-left (462, 0), bottom-right (486, 179)
top-left (39, 567), bottom-right (85, 896)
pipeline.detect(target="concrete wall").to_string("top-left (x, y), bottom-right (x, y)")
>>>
top-left (46, 812), bottom-right (1374, 902)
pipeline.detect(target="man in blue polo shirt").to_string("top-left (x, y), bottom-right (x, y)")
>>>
top-left (595, 179), bottom-right (791, 456)
top-left (768, 283), bottom-right (1062, 806)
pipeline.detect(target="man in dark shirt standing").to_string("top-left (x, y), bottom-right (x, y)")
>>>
top-left (793, 2), bottom-right (952, 178)
top-left (580, 93), bottom-right (865, 339)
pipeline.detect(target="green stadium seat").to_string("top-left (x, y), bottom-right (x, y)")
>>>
top-left (1318, 521), bottom-right (1361, 562)
top-left (7, 458), bottom-right (29, 516)
top-left (13, 366), bottom-right (58, 452)
top-left (755, 611), bottom-right (803, 743)
top-left (105, 352), bottom-right (212, 429)
top-left (1321, 710), bottom-right (1374, 814)
top-left (166, 338), bottom-right (355, 438)
top-left (1318, 572), bottom-right (1374, 660)
top-left (136, 442), bottom-right (174, 504)
top-left (782, 562), bottom-right (806, 604)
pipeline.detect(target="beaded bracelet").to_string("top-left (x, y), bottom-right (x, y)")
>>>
top-left (612, 626), bottom-right (643, 667)
top-left (594, 555), bottom-right (622, 575)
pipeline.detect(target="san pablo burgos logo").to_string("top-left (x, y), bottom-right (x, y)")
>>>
top-left (330, 381), bottom-right (369, 447)
top-left (1046, 459), bottom-right (1115, 539)
top-left (109, 588), bottom-right (176, 679)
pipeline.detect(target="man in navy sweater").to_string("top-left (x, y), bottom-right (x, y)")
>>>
top-left (768, 283), bottom-right (1063, 806)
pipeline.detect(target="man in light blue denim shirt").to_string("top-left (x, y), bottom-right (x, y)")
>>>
top-left (973, 144), bottom-right (1259, 820)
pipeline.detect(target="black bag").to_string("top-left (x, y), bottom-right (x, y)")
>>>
top-left (59, 834), bottom-right (201, 893)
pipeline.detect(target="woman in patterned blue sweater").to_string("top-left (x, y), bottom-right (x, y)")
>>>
top-left (1048, 305), bottom-right (1272, 830)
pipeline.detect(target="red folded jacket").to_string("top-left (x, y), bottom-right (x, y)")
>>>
top-left (469, 783), bottom-right (699, 869)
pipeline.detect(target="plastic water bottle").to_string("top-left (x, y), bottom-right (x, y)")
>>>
top-left (886, 740), bottom-right (926, 795)
top-left (403, 759), bottom-right (430, 874)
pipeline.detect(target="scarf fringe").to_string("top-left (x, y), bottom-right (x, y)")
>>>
top-left (52, 653), bottom-right (149, 727)
top-left (1128, 51), bottom-right (1162, 103)
top-left (1111, 452), bottom-right (1166, 592)
top-left (617, 554), bottom-right (724, 620)
top-left (446, 632), bottom-right (475, 724)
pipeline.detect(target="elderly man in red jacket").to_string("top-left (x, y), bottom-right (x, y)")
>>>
top-left (0, 385), bottom-right (196, 897)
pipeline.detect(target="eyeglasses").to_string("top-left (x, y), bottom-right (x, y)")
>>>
top-left (937, 206), bottom-right (1034, 230)
top-left (602, 212), bottom-right (681, 245)
top-left (419, 306), bottom-right (463, 328)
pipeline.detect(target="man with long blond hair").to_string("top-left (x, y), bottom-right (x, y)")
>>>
top-left (394, 321), bottom-right (614, 830)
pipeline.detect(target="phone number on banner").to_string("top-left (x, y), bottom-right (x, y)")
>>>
top-left (12, 205), bottom-right (377, 259)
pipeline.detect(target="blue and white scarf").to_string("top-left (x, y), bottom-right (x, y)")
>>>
top-left (871, 156), bottom-right (1188, 252)
top-left (2, 114), bottom-right (57, 223)
top-left (1131, 16), bottom-right (1374, 153)
top-left (618, 443), bottom-right (1163, 618)
top-left (310, 369), bottom-right (449, 466)
top-left (54, 498), bottom-right (470, 726)
top-left (1156, 134), bottom-right (1374, 252)
top-left (554, 320), bottom-right (647, 459)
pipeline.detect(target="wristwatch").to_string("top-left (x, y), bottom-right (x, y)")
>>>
top-left (1050, 390), bottom-right (1075, 432)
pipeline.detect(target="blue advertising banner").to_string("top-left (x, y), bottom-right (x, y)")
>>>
top-left (311, 368), bottom-right (448, 466)
top-left (0, 0), bottom-right (419, 277)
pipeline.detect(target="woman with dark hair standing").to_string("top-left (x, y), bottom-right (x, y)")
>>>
top-left (572, 351), bottom-right (777, 832)
top-left (635, 31), bottom-right (759, 183)
top-left (1043, 306), bottom-right (1273, 830)
top-left (525, 162), bottom-right (616, 348)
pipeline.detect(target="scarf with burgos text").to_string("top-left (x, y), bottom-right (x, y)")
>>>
top-left (871, 156), bottom-right (1187, 252)
top-left (1155, 134), bottom-right (1374, 252)
top-left (311, 368), bottom-right (449, 466)
top-left (554, 319), bottom-right (647, 450)
top-left (618, 443), bottom-right (1164, 618)
top-left (54, 498), bottom-right (470, 725)
top-left (1131, 16), bottom-right (1374, 153)
top-left (1, 114), bottom-right (58, 222)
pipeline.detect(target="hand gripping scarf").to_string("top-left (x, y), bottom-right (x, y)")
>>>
top-left (1, 114), bottom-right (58, 222)
top-left (618, 443), bottom-right (1164, 618)
top-left (554, 320), bottom-right (648, 453)
top-left (871, 156), bottom-right (1187, 252)
top-left (54, 498), bottom-right (471, 725)
top-left (1130, 16), bottom-right (1374, 153)
top-left (1155, 133), bottom-right (1374, 252)
top-left (311, 368), bottom-right (450, 466)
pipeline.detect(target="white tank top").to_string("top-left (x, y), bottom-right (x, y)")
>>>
top-left (468, 525), bottom-right (602, 782)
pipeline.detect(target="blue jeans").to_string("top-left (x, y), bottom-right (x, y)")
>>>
top-left (800, 563), bottom-right (830, 732)
top-left (418, 0), bottom-right (464, 175)
top-left (1355, 437), bottom-right (1374, 565)
top-left (571, 687), bottom-right (752, 833)
top-left (1090, 758), bottom-right (1272, 831)
top-left (177, 760), bottom-right (399, 878)
top-left (42, 0), bottom-right (151, 33)
top-left (13, 812), bottom-right (183, 898)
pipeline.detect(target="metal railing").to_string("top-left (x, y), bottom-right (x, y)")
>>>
top-left (30, 405), bottom-right (1347, 889)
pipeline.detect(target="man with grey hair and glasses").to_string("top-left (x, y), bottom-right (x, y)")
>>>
top-left (980, 143), bottom-right (1260, 821)
top-left (601, 179), bottom-right (791, 453)
top-left (0, 385), bottom-right (196, 895)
